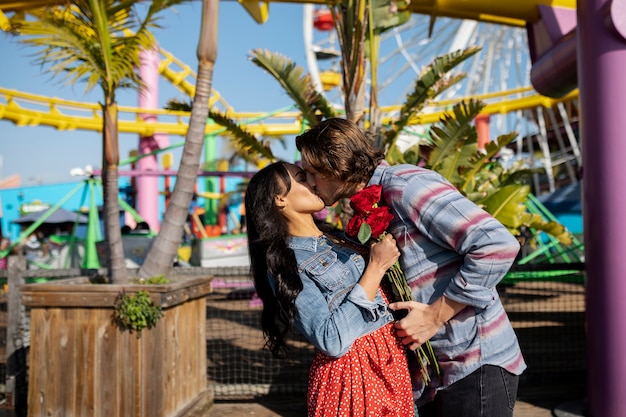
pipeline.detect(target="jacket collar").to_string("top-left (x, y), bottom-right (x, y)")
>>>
top-left (286, 235), bottom-right (325, 252)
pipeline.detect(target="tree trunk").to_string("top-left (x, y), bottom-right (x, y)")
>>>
top-left (102, 102), bottom-right (128, 284)
top-left (138, 0), bottom-right (219, 279)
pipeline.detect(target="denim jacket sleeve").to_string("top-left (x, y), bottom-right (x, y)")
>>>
top-left (288, 236), bottom-right (393, 358)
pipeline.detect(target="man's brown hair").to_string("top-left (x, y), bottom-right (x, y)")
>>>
top-left (295, 118), bottom-right (384, 184)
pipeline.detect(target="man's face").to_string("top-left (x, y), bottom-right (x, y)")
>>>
top-left (300, 159), bottom-right (344, 206)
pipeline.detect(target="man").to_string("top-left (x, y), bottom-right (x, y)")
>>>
top-left (296, 117), bottom-right (525, 417)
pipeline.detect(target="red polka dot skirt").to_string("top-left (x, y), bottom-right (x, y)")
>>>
top-left (307, 321), bottom-right (414, 417)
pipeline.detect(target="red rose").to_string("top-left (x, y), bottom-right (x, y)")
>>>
top-left (343, 183), bottom-right (440, 383)
top-left (345, 215), bottom-right (364, 237)
top-left (350, 184), bottom-right (383, 214)
top-left (366, 206), bottom-right (394, 237)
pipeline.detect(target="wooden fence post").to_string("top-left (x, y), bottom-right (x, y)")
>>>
top-left (7, 256), bottom-right (27, 415)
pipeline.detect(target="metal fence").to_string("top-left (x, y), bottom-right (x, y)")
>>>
top-left (205, 273), bottom-right (587, 399)
top-left (0, 260), bottom-right (587, 406)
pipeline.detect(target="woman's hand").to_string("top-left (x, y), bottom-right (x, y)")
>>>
top-left (359, 234), bottom-right (400, 300)
top-left (368, 233), bottom-right (400, 274)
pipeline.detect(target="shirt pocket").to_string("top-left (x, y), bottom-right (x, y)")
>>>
top-left (305, 250), bottom-right (349, 291)
top-left (388, 222), bottom-right (410, 245)
top-left (388, 222), bottom-right (428, 265)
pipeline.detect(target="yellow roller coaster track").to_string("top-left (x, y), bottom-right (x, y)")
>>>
top-left (0, 82), bottom-right (578, 137)
top-left (0, 0), bottom-right (578, 137)
top-left (0, 0), bottom-right (577, 27)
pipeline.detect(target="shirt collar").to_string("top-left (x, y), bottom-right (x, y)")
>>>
top-left (368, 160), bottom-right (389, 187)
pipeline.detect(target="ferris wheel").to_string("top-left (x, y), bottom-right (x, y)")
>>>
top-left (302, 4), bottom-right (581, 193)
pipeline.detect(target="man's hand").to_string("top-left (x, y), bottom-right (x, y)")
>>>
top-left (389, 296), bottom-right (466, 350)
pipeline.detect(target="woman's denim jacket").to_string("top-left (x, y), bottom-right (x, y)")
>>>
top-left (271, 235), bottom-right (394, 358)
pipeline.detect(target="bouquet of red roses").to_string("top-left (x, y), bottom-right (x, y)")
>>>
top-left (345, 184), bottom-right (440, 384)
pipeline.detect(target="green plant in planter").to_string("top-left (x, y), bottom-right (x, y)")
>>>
top-left (138, 274), bottom-right (170, 285)
top-left (112, 290), bottom-right (163, 338)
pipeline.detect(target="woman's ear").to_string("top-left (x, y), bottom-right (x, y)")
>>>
top-left (274, 194), bottom-right (287, 209)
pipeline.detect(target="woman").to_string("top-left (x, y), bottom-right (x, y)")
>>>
top-left (245, 161), bottom-right (415, 417)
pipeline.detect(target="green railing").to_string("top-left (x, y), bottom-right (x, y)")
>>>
top-left (504, 193), bottom-right (585, 284)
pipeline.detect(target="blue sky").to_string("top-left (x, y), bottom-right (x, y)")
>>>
top-left (0, 4), bottom-right (534, 187)
top-left (0, 2), bottom-right (310, 185)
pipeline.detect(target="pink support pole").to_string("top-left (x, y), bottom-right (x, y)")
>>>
top-left (137, 47), bottom-right (169, 232)
top-left (474, 113), bottom-right (490, 150)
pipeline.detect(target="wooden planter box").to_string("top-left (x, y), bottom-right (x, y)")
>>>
top-left (20, 276), bottom-right (214, 417)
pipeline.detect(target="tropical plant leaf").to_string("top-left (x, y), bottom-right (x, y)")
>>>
top-left (164, 98), bottom-right (283, 163)
top-left (427, 99), bottom-right (484, 171)
top-left (249, 49), bottom-right (337, 126)
top-left (369, 0), bottom-right (411, 33)
top-left (208, 110), bottom-right (276, 163)
top-left (480, 184), bottom-right (530, 234)
top-left (437, 141), bottom-right (478, 184)
top-left (500, 167), bottom-right (544, 187)
top-left (526, 218), bottom-right (573, 246)
top-left (460, 132), bottom-right (517, 192)
top-left (11, 0), bottom-right (186, 96)
top-left (383, 46), bottom-right (481, 147)
top-left (469, 164), bottom-right (506, 197)
top-left (390, 144), bottom-right (411, 164)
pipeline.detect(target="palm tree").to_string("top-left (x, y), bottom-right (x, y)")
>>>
top-left (9, 0), bottom-right (187, 283)
top-left (325, 0), bottom-right (410, 131)
top-left (138, 0), bottom-right (221, 279)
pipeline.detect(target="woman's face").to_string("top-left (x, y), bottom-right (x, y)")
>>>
top-left (280, 163), bottom-right (326, 215)
top-left (300, 158), bottom-right (346, 207)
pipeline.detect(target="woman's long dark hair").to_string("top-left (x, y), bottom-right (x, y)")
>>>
top-left (245, 161), bottom-right (304, 358)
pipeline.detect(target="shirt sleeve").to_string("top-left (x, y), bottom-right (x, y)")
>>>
top-left (292, 271), bottom-right (393, 358)
top-left (396, 170), bottom-right (520, 309)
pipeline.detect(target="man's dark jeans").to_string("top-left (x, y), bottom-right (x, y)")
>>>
top-left (418, 365), bottom-right (519, 417)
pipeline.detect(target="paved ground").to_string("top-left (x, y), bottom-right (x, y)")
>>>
top-left (204, 277), bottom-right (587, 417)
top-left (205, 382), bottom-right (587, 417)
top-left (205, 398), bottom-right (564, 417)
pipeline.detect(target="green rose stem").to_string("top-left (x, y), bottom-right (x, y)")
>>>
top-left (346, 184), bottom-right (441, 385)
top-left (386, 263), bottom-right (441, 384)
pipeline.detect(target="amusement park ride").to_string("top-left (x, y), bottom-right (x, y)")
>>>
top-left (0, 0), bottom-right (582, 267)
top-left (4, 1), bottom-right (626, 416)
top-left (0, 0), bottom-right (581, 232)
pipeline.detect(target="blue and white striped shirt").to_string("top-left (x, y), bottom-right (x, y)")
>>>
top-left (369, 162), bottom-right (526, 405)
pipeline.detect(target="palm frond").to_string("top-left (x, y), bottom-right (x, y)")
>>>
top-left (384, 46), bottom-right (481, 146)
top-left (12, 0), bottom-right (187, 97)
top-left (208, 110), bottom-right (276, 163)
top-left (436, 141), bottom-right (477, 184)
top-left (249, 49), bottom-right (337, 126)
top-left (163, 99), bottom-right (280, 164)
top-left (500, 167), bottom-right (544, 187)
top-left (427, 99), bottom-right (484, 170)
top-left (460, 132), bottom-right (517, 192)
